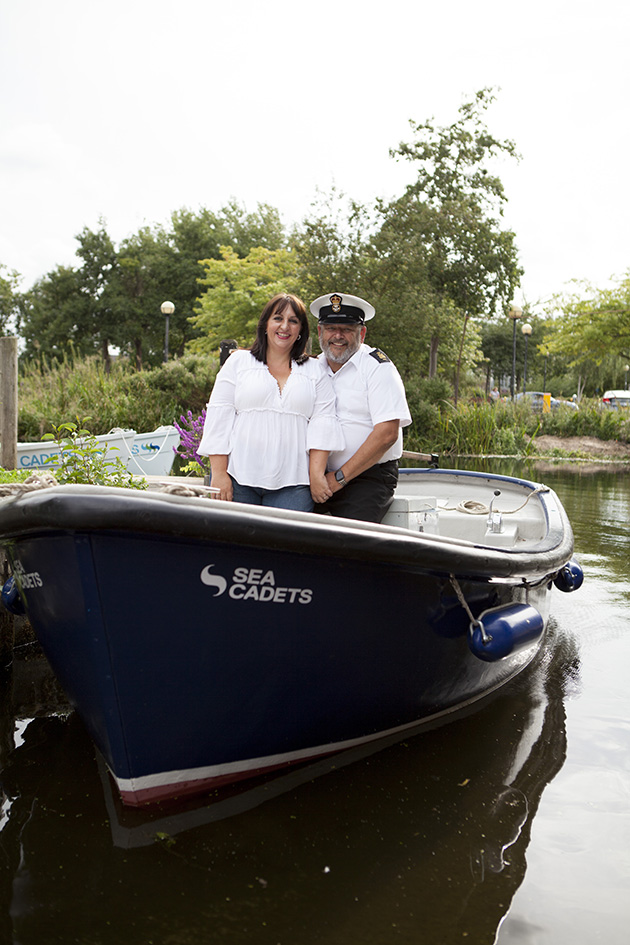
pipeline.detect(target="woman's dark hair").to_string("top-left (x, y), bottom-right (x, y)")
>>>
top-left (250, 294), bottom-right (310, 364)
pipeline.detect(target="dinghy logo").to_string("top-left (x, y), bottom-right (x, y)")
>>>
top-left (200, 565), bottom-right (313, 604)
top-left (12, 558), bottom-right (43, 590)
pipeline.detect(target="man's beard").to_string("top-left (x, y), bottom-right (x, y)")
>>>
top-left (320, 333), bottom-right (361, 365)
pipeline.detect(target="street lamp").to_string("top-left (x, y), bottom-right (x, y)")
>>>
top-left (509, 305), bottom-right (522, 400)
top-left (521, 322), bottom-right (532, 395)
top-left (161, 300), bottom-right (175, 362)
top-left (625, 364), bottom-right (629, 390)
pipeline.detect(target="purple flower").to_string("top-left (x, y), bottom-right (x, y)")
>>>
top-left (173, 409), bottom-right (208, 472)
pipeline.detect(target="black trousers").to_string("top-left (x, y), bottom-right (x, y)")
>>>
top-left (314, 460), bottom-right (399, 524)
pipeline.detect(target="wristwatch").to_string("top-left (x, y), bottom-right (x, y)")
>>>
top-left (334, 468), bottom-right (346, 487)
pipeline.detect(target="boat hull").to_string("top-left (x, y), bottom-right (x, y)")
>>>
top-left (0, 470), bottom-right (575, 806)
top-left (16, 430), bottom-right (130, 471)
top-left (114, 425), bottom-right (180, 477)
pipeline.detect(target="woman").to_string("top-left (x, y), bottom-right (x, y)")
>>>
top-left (198, 293), bottom-right (344, 511)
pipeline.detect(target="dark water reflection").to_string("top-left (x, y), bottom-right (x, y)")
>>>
top-left (1, 460), bottom-right (629, 945)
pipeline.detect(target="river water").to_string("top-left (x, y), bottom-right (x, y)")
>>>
top-left (1, 460), bottom-right (629, 945)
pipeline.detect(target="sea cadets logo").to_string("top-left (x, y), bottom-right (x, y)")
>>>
top-left (13, 558), bottom-right (43, 590)
top-left (200, 565), bottom-right (313, 605)
top-left (330, 293), bottom-right (342, 313)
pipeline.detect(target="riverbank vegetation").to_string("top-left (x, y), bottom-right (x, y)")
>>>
top-left (15, 353), bottom-right (630, 464)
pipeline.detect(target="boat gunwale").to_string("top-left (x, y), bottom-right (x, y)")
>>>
top-left (0, 471), bottom-right (574, 582)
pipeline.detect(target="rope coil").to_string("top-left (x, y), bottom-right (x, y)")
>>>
top-left (0, 474), bottom-right (218, 499)
top-left (442, 484), bottom-right (549, 516)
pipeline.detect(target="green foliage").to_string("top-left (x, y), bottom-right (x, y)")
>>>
top-left (17, 353), bottom-right (217, 441)
top-left (540, 402), bottom-right (629, 441)
top-left (0, 468), bottom-right (32, 484)
top-left (188, 246), bottom-right (299, 354)
top-left (291, 189), bottom-right (375, 308)
top-left (18, 266), bottom-right (90, 361)
top-left (17, 203), bottom-right (289, 370)
top-left (0, 264), bottom-right (21, 334)
top-left (435, 402), bottom-right (531, 456)
top-left (42, 419), bottom-right (148, 488)
top-left (382, 88), bottom-right (522, 397)
top-left (543, 272), bottom-right (630, 369)
top-left (405, 393), bottom-right (630, 456)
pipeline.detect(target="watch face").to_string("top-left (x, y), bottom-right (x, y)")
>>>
top-left (335, 469), bottom-right (345, 483)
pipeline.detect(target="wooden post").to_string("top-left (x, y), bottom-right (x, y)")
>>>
top-left (0, 336), bottom-right (18, 470)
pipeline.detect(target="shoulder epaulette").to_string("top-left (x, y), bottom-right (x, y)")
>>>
top-left (369, 348), bottom-right (390, 364)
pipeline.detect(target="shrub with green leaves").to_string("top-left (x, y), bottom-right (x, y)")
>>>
top-left (42, 419), bottom-right (148, 489)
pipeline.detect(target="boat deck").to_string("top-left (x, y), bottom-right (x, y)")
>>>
top-left (143, 471), bottom-right (549, 551)
top-left (387, 473), bottom-right (548, 547)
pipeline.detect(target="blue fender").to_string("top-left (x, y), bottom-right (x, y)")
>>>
top-left (553, 559), bottom-right (584, 593)
top-left (1, 575), bottom-right (25, 616)
top-left (469, 603), bottom-right (544, 662)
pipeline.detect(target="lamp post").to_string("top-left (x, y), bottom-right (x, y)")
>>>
top-left (521, 322), bottom-right (532, 395)
top-left (542, 346), bottom-right (549, 391)
top-left (624, 364), bottom-right (630, 390)
top-left (161, 300), bottom-right (175, 362)
top-left (509, 305), bottom-right (522, 400)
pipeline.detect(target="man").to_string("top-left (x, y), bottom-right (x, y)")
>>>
top-left (310, 291), bottom-right (411, 523)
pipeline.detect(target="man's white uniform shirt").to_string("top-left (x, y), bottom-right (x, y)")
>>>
top-left (318, 344), bottom-right (412, 470)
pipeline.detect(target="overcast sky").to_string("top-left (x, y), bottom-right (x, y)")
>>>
top-left (1, 0), bottom-right (628, 312)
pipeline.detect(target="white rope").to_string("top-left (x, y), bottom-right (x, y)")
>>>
top-left (442, 484), bottom-right (549, 516)
top-left (151, 482), bottom-right (219, 497)
top-left (449, 573), bottom-right (492, 644)
top-left (109, 427), bottom-right (176, 475)
top-left (0, 473), bottom-right (59, 496)
top-left (0, 474), bottom-right (217, 500)
top-left (449, 573), bottom-right (478, 624)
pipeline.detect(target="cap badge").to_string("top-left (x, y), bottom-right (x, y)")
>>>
top-left (330, 294), bottom-right (342, 314)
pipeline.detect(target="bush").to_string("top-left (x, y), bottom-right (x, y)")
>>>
top-left (539, 403), bottom-right (629, 442)
top-left (18, 353), bottom-right (219, 441)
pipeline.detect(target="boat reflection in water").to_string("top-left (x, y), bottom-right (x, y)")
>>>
top-left (1, 623), bottom-right (578, 945)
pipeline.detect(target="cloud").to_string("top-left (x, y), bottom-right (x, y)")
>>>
top-left (0, 123), bottom-right (78, 174)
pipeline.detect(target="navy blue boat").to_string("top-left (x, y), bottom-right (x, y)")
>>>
top-left (0, 468), bottom-right (582, 806)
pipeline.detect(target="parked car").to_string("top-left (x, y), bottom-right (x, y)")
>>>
top-left (515, 392), bottom-right (578, 411)
top-left (601, 390), bottom-right (630, 409)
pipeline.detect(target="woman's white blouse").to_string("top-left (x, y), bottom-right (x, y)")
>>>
top-left (198, 350), bottom-right (344, 489)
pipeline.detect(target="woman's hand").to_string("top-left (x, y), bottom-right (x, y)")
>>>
top-left (309, 449), bottom-right (332, 504)
top-left (310, 472), bottom-right (333, 504)
top-left (211, 470), bottom-right (233, 501)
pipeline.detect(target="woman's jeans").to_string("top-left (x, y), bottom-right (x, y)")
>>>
top-left (231, 478), bottom-right (314, 512)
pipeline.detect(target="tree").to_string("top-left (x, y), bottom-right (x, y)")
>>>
top-left (543, 273), bottom-right (630, 366)
top-left (291, 188), bottom-right (374, 306)
top-left (17, 202), bottom-right (288, 368)
top-left (383, 88), bottom-right (523, 400)
top-left (187, 246), bottom-right (298, 354)
top-left (0, 265), bottom-right (21, 335)
top-left (74, 223), bottom-right (124, 371)
top-left (115, 226), bottom-right (178, 369)
top-left (18, 266), bottom-right (91, 360)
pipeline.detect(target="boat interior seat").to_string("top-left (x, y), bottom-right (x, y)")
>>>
top-left (383, 494), bottom-right (521, 547)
